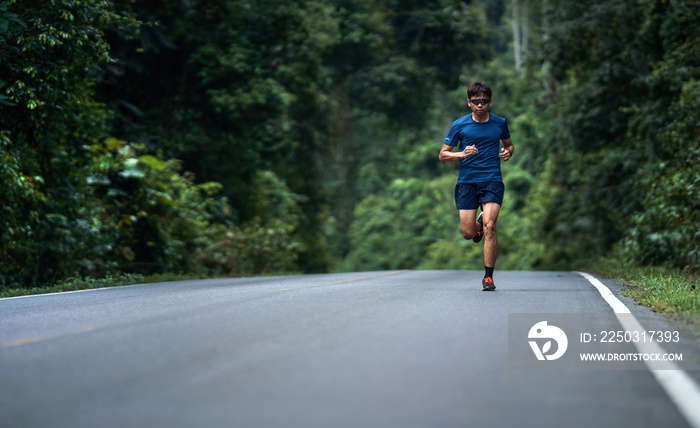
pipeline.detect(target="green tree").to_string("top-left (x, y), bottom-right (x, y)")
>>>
top-left (618, 0), bottom-right (700, 269)
top-left (520, 0), bottom-right (699, 270)
top-left (0, 0), bottom-right (128, 286)
top-left (99, 0), bottom-right (341, 272)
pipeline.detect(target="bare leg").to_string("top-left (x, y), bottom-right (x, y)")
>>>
top-left (481, 202), bottom-right (501, 268)
top-left (458, 209), bottom-right (479, 240)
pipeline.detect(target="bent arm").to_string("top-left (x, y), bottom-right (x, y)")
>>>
top-left (439, 143), bottom-right (477, 162)
top-left (502, 138), bottom-right (514, 154)
top-left (499, 138), bottom-right (514, 161)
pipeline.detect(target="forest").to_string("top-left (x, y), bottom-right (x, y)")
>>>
top-left (1, 0), bottom-right (698, 290)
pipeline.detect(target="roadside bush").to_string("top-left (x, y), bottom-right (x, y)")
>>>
top-left (619, 81), bottom-right (700, 271)
top-left (194, 170), bottom-right (306, 276)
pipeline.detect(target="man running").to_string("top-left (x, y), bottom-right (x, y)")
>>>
top-left (438, 81), bottom-right (514, 291)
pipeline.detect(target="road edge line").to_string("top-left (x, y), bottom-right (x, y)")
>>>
top-left (577, 271), bottom-right (700, 428)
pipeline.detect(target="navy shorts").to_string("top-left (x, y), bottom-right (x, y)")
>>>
top-left (454, 181), bottom-right (505, 210)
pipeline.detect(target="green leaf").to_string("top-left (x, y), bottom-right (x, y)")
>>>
top-left (118, 169), bottom-right (146, 179)
top-left (137, 155), bottom-right (167, 171)
top-left (104, 137), bottom-right (127, 151)
top-left (119, 159), bottom-right (145, 179)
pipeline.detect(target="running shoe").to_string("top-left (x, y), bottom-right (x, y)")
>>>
top-left (473, 212), bottom-right (484, 243)
top-left (482, 277), bottom-right (496, 291)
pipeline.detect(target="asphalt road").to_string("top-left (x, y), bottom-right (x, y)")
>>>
top-left (1, 270), bottom-right (698, 428)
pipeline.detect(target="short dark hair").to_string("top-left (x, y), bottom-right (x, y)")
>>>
top-left (467, 81), bottom-right (492, 99)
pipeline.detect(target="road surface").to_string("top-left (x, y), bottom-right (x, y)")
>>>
top-left (1, 270), bottom-right (698, 427)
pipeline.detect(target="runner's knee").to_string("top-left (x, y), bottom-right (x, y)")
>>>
top-left (484, 220), bottom-right (497, 237)
top-left (461, 227), bottom-right (476, 240)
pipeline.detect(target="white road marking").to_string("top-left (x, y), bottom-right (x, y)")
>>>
top-left (578, 271), bottom-right (700, 428)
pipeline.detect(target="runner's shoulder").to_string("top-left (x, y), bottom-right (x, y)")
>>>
top-left (489, 113), bottom-right (507, 125)
top-left (452, 114), bottom-right (474, 127)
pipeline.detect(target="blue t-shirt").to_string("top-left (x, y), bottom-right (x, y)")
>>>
top-left (444, 113), bottom-right (510, 183)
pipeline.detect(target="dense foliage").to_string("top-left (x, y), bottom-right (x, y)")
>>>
top-left (1, 0), bottom-right (697, 289)
top-left (527, 0), bottom-right (699, 270)
top-left (341, 0), bottom-right (699, 273)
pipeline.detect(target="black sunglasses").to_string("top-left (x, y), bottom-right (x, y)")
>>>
top-left (469, 98), bottom-right (491, 106)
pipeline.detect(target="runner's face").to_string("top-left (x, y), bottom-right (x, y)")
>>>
top-left (468, 94), bottom-right (492, 116)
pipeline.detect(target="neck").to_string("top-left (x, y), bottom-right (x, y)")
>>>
top-left (472, 112), bottom-right (490, 123)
